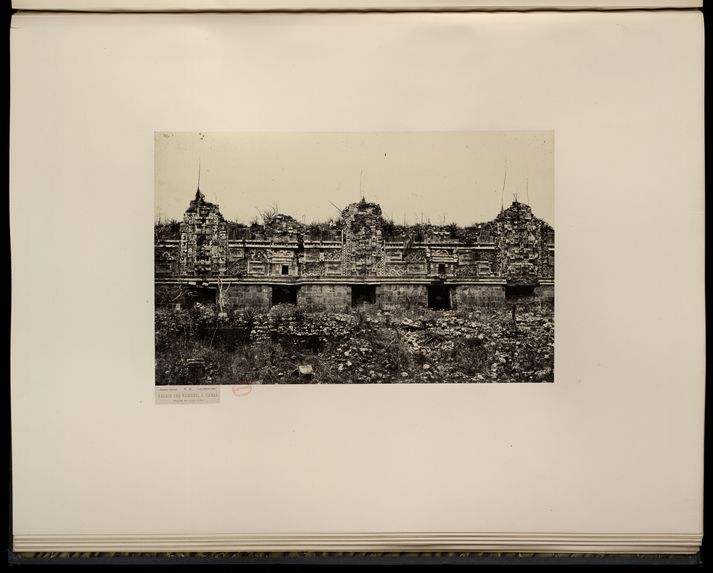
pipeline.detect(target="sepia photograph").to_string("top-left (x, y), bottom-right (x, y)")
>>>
top-left (9, 5), bottom-right (705, 559)
top-left (154, 132), bottom-right (554, 385)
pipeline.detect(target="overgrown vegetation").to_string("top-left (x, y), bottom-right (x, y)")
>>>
top-left (154, 220), bottom-right (181, 242)
top-left (153, 215), bottom-right (499, 244)
top-left (155, 303), bottom-right (554, 385)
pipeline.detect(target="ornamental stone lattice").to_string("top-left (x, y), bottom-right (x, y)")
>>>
top-left (156, 191), bottom-right (554, 310)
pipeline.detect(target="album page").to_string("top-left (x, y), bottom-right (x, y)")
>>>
top-left (10, 9), bottom-right (704, 552)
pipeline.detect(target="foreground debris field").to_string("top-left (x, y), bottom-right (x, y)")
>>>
top-left (155, 302), bottom-right (554, 385)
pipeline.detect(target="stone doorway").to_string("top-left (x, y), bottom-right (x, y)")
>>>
top-left (427, 285), bottom-right (452, 310)
top-left (188, 285), bottom-right (217, 307)
top-left (272, 285), bottom-right (299, 305)
top-left (505, 284), bottom-right (536, 300)
top-left (351, 285), bottom-right (376, 306)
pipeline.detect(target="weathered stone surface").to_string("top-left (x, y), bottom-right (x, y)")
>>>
top-left (223, 284), bottom-right (271, 310)
top-left (297, 284), bottom-right (351, 311)
top-left (155, 196), bottom-right (554, 310)
top-left (376, 284), bottom-right (427, 310)
top-left (451, 285), bottom-right (506, 309)
top-left (534, 284), bottom-right (555, 301)
top-left (179, 189), bottom-right (228, 277)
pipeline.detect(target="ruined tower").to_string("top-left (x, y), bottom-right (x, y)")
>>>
top-left (340, 198), bottom-right (386, 277)
top-left (494, 200), bottom-right (553, 286)
top-left (179, 189), bottom-right (228, 277)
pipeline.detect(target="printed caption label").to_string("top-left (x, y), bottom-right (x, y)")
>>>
top-left (155, 386), bottom-right (220, 405)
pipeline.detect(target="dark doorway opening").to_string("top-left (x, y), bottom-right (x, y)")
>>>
top-left (437, 263), bottom-right (446, 275)
top-left (427, 285), bottom-right (451, 310)
top-left (272, 285), bottom-right (299, 305)
top-left (351, 285), bottom-right (376, 306)
top-left (281, 265), bottom-right (290, 275)
top-left (505, 284), bottom-right (536, 299)
top-left (188, 286), bottom-right (217, 307)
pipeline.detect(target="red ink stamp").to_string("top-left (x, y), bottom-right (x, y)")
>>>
top-left (232, 385), bottom-right (252, 397)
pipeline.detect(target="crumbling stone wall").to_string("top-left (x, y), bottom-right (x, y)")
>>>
top-left (300, 244), bottom-right (344, 277)
top-left (493, 201), bottom-right (554, 286)
top-left (341, 199), bottom-right (385, 277)
top-left (540, 226), bottom-right (555, 279)
top-left (160, 194), bottom-right (555, 309)
top-left (227, 244), bottom-right (248, 276)
top-left (534, 284), bottom-right (554, 301)
top-left (297, 285), bottom-right (351, 311)
top-left (223, 284), bottom-right (271, 310)
top-left (179, 189), bottom-right (228, 276)
top-left (154, 242), bottom-right (180, 277)
top-left (494, 201), bottom-right (540, 284)
top-left (172, 196), bottom-right (553, 285)
top-left (451, 285), bottom-right (506, 308)
top-left (263, 213), bottom-right (303, 240)
top-left (376, 284), bottom-right (428, 310)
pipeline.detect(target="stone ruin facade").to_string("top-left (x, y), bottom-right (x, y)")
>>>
top-left (155, 190), bottom-right (554, 311)
top-left (179, 190), bottom-right (228, 276)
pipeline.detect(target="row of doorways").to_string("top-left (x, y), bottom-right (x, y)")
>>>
top-left (275, 285), bottom-right (536, 307)
top-left (186, 283), bottom-right (536, 309)
top-left (273, 284), bottom-right (453, 310)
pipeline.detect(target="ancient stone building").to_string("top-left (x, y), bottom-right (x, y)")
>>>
top-left (155, 191), bottom-right (554, 311)
top-left (179, 189), bottom-right (228, 276)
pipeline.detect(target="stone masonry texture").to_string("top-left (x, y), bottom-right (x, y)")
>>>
top-left (155, 191), bottom-right (554, 310)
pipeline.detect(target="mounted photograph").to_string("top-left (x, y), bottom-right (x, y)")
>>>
top-left (154, 132), bottom-right (554, 385)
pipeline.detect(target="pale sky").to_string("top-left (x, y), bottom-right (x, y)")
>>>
top-left (155, 132), bottom-right (554, 227)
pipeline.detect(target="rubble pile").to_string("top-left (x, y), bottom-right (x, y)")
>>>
top-left (264, 213), bottom-right (303, 240)
top-left (155, 303), bottom-right (554, 385)
top-left (250, 305), bottom-right (359, 346)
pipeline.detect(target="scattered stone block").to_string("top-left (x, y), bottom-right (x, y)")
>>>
top-left (186, 358), bottom-right (206, 381)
